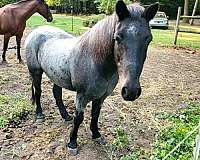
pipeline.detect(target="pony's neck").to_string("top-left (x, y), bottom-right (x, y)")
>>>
top-left (15, 0), bottom-right (39, 21)
top-left (78, 14), bottom-right (118, 78)
top-left (79, 14), bottom-right (117, 63)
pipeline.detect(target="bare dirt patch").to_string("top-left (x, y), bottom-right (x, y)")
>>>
top-left (0, 28), bottom-right (200, 160)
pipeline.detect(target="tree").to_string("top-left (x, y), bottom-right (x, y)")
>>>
top-left (95, 0), bottom-right (132, 15)
top-left (183, 0), bottom-right (189, 23)
top-left (47, 0), bottom-right (69, 7)
top-left (0, 0), bottom-right (16, 7)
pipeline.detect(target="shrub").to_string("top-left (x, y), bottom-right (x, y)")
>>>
top-left (83, 20), bottom-right (90, 27)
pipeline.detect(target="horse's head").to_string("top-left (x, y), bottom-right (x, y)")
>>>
top-left (37, 0), bottom-right (53, 22)
top-left (114, 1), bottom-right (158, 101)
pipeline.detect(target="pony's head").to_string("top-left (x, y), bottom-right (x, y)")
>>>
top-left (114, 1), bottom-right (158, 101)
top-left (36, 0), bottom-right (53, 22)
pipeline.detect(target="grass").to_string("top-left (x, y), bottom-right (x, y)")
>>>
top-left (152, 29), bottom-right (200, 49)
top-left (110, 101), bottom-right (200, 160)
top-left (151, 102), bottom-right (200, 160)
top-left (27, 14), bottom-right (200, 49)
top-left (0, 94), bottom-right (33, 128)
top-left (27, 15), bottom-right (87, 35)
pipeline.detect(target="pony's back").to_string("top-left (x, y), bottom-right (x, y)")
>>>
top-left (25, 26), bottom-right (74, 68)
top-left (25, 25), bottom-right (73, 51)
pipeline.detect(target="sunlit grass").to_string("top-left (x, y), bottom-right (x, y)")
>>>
top-left (152, 29), bottom-right (200, 49)
top-left (0, 94), bottom-right (32, 128)
top-left (151, 102), bottom-right (200, 160)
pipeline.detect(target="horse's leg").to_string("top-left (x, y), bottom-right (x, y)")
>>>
top-left (2, 35), bottom-right (10, 62)
top-left (67, 94), bottom-right (88, 155)
top-left (52, 84), bottom-right (73, 122)
top-left (16, 34), bottom-right (23, 63)
top-left (30, 70), bottom-right (45, 122)
top-left (90, 98), bottom-right (106, 145)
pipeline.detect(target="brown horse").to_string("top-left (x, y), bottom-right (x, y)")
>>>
top-left (0, 0), bottom-right (53, 63)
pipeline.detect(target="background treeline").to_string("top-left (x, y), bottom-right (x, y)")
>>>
top-left (0, 0), bottom-right (200, 18)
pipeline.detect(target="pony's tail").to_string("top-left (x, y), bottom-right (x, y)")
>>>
top-left (30, 80), bottom-right (36, 105)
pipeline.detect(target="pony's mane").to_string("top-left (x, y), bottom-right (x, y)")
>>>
top-left (78, 3), bottom-right (144, 63)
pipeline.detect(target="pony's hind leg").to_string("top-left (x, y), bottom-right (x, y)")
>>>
top-left (90, 98), bottom-right (106, 145)
top-left (2, 35), bottom-right (10, 63)
top-left (30, 70), bottom-right (45, 122)
top-left (16, 34), bottom-right (23, 63)
top-left (52, 84), bottom-right (73, 122)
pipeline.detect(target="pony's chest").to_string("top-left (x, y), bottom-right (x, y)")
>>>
top-left (84, 72), bottom-right (118, 100)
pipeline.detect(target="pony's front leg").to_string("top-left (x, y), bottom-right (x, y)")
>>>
top-left (90, 99), bottom-right (106, 145)
top-left (67, 94), bottom-right (87, 155)
top-left (52, 84), bottom-right (73, 122)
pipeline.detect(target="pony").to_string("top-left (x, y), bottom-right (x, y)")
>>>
top-left (25, 0), bottom-right (158, 155)
top-left (0, 0), bottom-right (53, 63)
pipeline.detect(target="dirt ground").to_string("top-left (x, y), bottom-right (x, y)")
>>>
top-left (0, 28), bottom-right (200, 160)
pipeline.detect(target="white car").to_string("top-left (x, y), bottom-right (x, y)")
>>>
top-left (149, 12), bottom-right (169, 29)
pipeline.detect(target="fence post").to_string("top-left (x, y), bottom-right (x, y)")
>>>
top-left (71, 5), bottom-right (74, 32)
top-left (173, 7), bottom-right (181, 45)
top-left (190, 0), bottom-right (199, 25)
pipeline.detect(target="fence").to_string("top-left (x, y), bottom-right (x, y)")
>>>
top-left (173, 7), bottom-right (200, 45)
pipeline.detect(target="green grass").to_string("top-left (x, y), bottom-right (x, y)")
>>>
top-left (27, 15), bottom-right (88, 35)
top-left (27, 14), bottom-right (106, 35)
top-left (151, 102), bottom-right (200, 160)
top-left (152, 29), bottom-right (200, 49)
top-left (0, 94), bottom-right (33, 128)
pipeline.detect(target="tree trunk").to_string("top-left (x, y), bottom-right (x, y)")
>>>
top-left (183, 0), bottom-right (189, 23)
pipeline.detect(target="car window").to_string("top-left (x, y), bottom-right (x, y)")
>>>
top-left (155, 13), bottom-right (166, 18)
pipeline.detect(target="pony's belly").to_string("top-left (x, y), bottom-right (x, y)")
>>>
top-left (45, 72), bottom-right (75, 91)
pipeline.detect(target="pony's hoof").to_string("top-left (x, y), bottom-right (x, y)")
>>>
top-left (36, 113), bottom-right (45, 123)
top-left (67, 147), bottom-right (78, 156)
top-left (18, 60), bottom-right (24, 65)
top-left (93, 136), bottom-right (107, 145)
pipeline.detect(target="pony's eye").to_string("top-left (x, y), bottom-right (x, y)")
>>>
top-left (115, 34), bottom-right (123, 43)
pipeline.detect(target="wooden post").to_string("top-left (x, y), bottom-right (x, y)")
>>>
top-left (174, 7), bottom-right (181, 45)
top-left (190, 0), bottom-right (199, 25)
top-left (71, 5), bottom-right (74, 32)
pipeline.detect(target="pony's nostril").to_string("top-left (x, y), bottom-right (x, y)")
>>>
top-left (122, 87), bottom-right (128, 98)
top-left (135, 88), bottom-right (141, 98)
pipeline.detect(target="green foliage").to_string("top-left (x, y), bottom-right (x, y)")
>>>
top-left (0, 94), bottom-right (32, 128)
top-left (112, 126), bottom-right (129, 151)
top-left (47, 0), bottom-right (69, 7)
top-left (83, 20), bottom-right (90, 27)
top-left (83, 18), bottom-right (98, 27)
top-left (151, 102), bottom-right (200, 160)
top-left (95, 0), bottom-right (132, 15)
top-left (120, 153), bottom-right (140, 160)
top-left (0, 0), bottom-right (16, 7)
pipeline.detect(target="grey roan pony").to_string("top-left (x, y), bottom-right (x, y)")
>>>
top-left (25, 1), bottom-right (158, 155)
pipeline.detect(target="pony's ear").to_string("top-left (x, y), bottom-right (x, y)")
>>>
top-left (143, 2), bottom-right (159, 21)
top-left (116, 0), bottom-right (130, 21)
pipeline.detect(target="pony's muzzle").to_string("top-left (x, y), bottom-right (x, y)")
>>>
top-left (47, 17), bottom-right (53, 22)
top-left (121, 86), bottom-right (141, 101)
